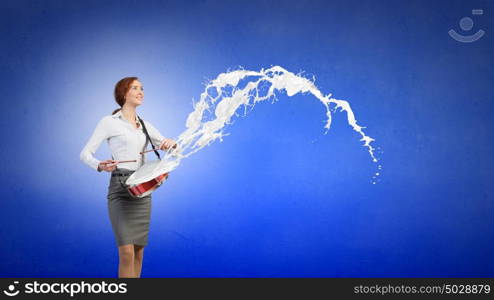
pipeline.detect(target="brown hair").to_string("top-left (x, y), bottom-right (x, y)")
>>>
top-left (112, 76), bottom-right (139, 115)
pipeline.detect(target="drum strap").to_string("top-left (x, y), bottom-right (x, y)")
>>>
top-left (138, 116), bottom-right (161, 160)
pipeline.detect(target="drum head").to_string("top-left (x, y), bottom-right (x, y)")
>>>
top-left (126, 160), bottom-right (162, 186)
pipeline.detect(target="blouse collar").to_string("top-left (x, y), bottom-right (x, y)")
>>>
top-left (112, 110), bottom-right (141, 121)
top-left (112, 110), bottom-right (142, 127)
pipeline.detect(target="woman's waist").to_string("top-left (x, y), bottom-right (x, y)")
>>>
top-left (111, 168), bottom-right (136, 176)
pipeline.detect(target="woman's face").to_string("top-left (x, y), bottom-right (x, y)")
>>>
top-left (125, 80), bottom-right (144, 107)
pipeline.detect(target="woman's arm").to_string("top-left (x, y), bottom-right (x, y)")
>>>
top-left (80, 117), bottom-right (111, 171)
top-left (144, 120), bottom-right (177, 151)
top-left (144, 120), bottom-right (167, 148)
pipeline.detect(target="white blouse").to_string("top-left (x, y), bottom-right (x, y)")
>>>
top-left (80, 110), bottom-right (165, 171)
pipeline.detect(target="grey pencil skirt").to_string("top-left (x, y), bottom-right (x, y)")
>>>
top-left (107, 168), bottom-right (152, 247)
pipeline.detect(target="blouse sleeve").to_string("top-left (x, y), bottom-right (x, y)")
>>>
top-left (144, 120), bottom-right (165, 147)
top-left (80, 117), bottom-right (111, 171)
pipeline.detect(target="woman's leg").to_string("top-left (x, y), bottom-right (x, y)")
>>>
top-left (118, 244), bottom-right (135, 278)
top-left (134, 245), bottom-right (145, 278)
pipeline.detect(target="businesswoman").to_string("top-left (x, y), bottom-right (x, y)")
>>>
top-left (80, 77), bottom-right (176, 278)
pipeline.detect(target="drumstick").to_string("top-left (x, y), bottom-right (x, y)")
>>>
top-left (140, 148), bottom-right (160, 154)
top-left (115, 160), bottom-right (137, 164)
top-left (140, 144), bottom-right (177, 155)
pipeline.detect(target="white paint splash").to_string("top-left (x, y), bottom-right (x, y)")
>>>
top-left (127, 66), bottom-right (381, 186)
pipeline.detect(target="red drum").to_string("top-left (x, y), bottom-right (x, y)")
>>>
top-left (125, 160), bottom-right (169, 198)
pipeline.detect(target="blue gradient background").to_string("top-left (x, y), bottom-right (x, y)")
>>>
top-left (1, 0), bottom-right (493, 277)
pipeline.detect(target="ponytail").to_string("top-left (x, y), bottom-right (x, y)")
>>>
top-left (112, 108), bottom-right (121, 115)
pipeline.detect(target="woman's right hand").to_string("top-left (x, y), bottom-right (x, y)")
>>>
top-left (98, 159), bottom-right (118, 172)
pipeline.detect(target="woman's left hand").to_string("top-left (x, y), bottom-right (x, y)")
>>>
top-left (159, 138), bottom-right (177, 150)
